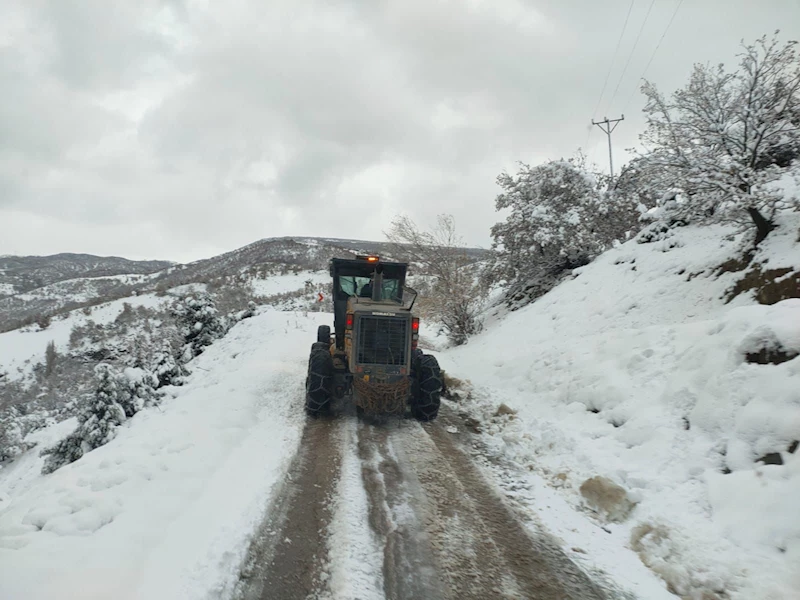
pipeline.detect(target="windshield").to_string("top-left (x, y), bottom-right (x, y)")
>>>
top-left (339, 276), bottom-right (401, 302)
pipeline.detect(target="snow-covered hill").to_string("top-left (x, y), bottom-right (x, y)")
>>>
top-left (0, 254), bottom-right (172, 297)
top-left (441, 215), bottom-right (800, 599)
top-left (0, 308), bottom-right (314, 600)
top-left (0, 236), bottom-right (484, 333)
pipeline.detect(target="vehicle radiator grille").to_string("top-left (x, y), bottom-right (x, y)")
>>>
top-left (357, 316), bottom-right (407, 365)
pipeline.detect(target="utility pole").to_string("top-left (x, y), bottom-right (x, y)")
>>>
top-left (591, 115), bottom-right (624, 179)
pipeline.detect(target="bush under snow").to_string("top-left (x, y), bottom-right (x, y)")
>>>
top-left (41, 364), bottom-right (159, 474)
top-left (174, 293), bottom-right (228, 359)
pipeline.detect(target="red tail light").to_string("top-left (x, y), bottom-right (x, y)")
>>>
top-left (346, 314), bottom-right (354, 329)
top-left (412, 317), bottom-right (420, 332)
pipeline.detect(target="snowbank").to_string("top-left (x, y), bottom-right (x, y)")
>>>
top-left (442, 218), bottom-right (800, 599)
top-left (0, 309), bottom-right (318, 600)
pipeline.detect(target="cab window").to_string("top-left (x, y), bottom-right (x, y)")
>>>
top-left (338, 276), bottom-right (401, 301)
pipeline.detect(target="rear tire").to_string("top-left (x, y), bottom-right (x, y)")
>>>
top-left (317, 325), bottom-right (331, 344)
top-left (306, 348), bottom-right (333, 415)
top-left (410, 353), bottom-right (442, 421)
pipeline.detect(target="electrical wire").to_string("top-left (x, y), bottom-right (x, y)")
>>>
top-left (622, 0), bottom-right (685, 114)
top-left (606, 0), bottom-right (657, 113)
top-left (585, 0), bottom-right (635, 153)
top-left (591, 0), bottom-right (636, 120)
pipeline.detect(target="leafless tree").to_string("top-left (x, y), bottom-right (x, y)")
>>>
top-left (386, 215), bottom-right (485, 345)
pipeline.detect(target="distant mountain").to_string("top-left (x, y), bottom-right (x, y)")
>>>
top-left (0, 237), bottom-right (488, 332)
top-left (0, 254), bottom-right (173, 297)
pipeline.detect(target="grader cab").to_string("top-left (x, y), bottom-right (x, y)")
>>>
top-left (305, 255), bottom-right (442, 420)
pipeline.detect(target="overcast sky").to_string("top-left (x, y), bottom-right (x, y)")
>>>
top-left (1, 0), bottom-right (798, 262)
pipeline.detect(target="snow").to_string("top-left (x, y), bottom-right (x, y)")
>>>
top-left (165, 282), bottom-right (208, 296)
top-left (0, 294), bottom-right (165, 381)
top-left (250, 270), bottom-right (328, 297)
top-left (10, 273), bottom-right (156, 305)
top-left (0, 283), bottom-right (15, 296)
top-left (0, 309), bottom-right (315, 600)
top-left (323, 419), bottom-right (384, 600)
top-left (475, 442), bottom-right (676, 599)
top-left (442, 218), bottom-right (800, 599)
top-left (1, 218), bottom-right (797, 598)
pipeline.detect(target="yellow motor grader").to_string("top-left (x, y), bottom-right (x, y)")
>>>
top-left (305, 255), bottom-right (442, 420)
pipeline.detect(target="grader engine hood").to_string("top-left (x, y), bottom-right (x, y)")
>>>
top-left (346, 304), bottom-right (412, 378)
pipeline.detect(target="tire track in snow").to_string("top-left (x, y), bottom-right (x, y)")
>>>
top-left (239, 407), bottom-right (619, 600)
top-left (384, 410), bottom-right (610, 600)
top-left (357, 420), bottom-right (446, 600)
top-left (418, 408), bottom-right (609, 599)
top-left (235, 415), bottom-right (343, 600)
top-left (318, 417), bottom-right (385, 600)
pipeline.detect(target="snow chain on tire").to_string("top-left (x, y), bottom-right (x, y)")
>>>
top-left (305, 348), bottom-right (333, 415)
top-left (411, 352), bottom-right (442, 421)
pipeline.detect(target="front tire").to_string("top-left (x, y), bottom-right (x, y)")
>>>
top-left (410, 353), bottom-right (442, 421)
top-left (306, 348), bottom-right (333, 415)
top-left (317, 325), bottom-right (331, 344)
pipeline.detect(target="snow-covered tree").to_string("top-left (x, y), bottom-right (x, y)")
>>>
top-left (489, 158), bottom-right (639, 303)
top-left (116, 367), bottom-right (159, 417)
top-left (44, 341), bottom-right (58, 377)
top-left (151, 339), bottom-right (187, 388)
top-left (0, 407), bottom-right (48, 463)
top-left (0, 410), bottom-right (26, 463)
top-left (173, 293), bottom-right (227, 358)
top-left (41, 364), bottom-right (128, 474)
top-left (386, 214), bottom-right (485, 346)
top-left (638, 34), bottom-right (800, 243)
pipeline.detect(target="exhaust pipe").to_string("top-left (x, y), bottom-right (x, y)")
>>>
top-left (372, 265), bottom-right (383, 302)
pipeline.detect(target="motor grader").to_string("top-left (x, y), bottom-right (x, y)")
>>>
top-left (305, 255), bottom-right (442, 420)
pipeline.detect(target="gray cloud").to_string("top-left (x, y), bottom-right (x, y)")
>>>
top-left (1, 0), bottom-right (798, 261)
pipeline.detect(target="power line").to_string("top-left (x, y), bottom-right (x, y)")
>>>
top-left (584, 0), bottom-right (635, 154)
top-left (623, 0), bottom-right (685, 114)
top-left (591, 0), bottom-right (636, 120)
top-left (606, 0), bottom-right (657, 113)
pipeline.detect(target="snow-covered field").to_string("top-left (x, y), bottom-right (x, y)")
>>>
top-left (13, 273), bottom-right (156, 304)
top-left (442, 218), bottom-right (800, 599)
top-left (0, 270), bottom-right (325, 383)
top-left (0, 308), bottom-right (316, 600)
top-left (250, 270), bottom-right (328, 297)
top-left (0, 294), bottom-right (166, 382)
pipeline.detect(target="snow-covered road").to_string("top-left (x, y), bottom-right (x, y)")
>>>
top-left (234, 401), bottom-right (652, 600)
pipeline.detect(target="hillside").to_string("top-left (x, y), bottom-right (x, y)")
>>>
top-left (0, 237), bottom-right (487, 333)
top-left (441, 213), bottom-right (800, 599)
top-left (0, 254), bottom-right (172, 297)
